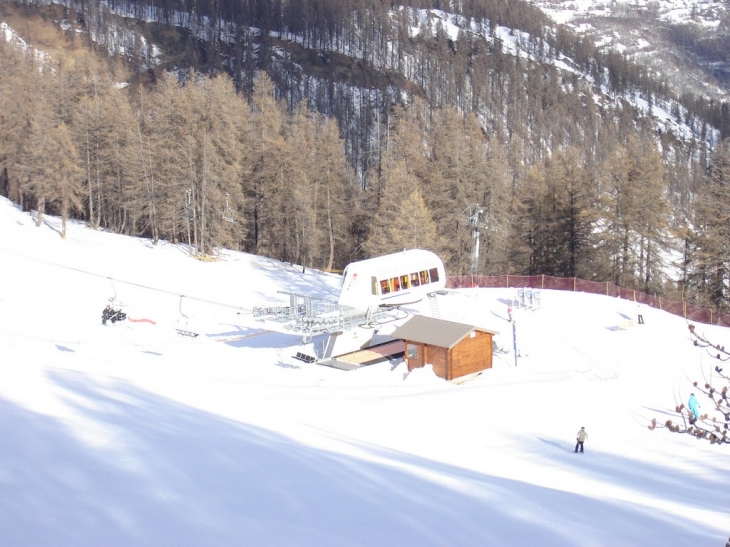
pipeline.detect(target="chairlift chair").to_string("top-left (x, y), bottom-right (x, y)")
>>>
top-left (182, 188), bottom-right (196, 220)
top-left (107, 277), bottom-right (126, 307)
top-left (102, 279), bottom-right (127, 325)
top-left (222, 193), bottom-right (235, 223)
top-left (175, 295), bottom-right (199, 338)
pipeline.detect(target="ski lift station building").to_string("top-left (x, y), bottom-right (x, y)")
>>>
top-left (391, 316), bottom-right (498, 380)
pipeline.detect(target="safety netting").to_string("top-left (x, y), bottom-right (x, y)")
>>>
top-left (446, 274), bottom-right (730, 327)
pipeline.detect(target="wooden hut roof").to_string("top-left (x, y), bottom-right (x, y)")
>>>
top-left (390, 315), bottom-right (498, 349)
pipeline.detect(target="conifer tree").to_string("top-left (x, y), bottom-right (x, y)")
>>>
top-left (305, 110), bottom-right (351, 271)
top-left (512, 164), bottom-right (549, 275)
top-left (428, 108), bottom-right (511, 274)
top-left (596, 134), bottom-right (669, 290)
top-left (22, 118), bottom-right (84, 238)
top-left (124, 82), bottom-right (176, 245)
top-left (100, 86), bottom-right (135, 234)
top-left (688, 139), bottom-right (730, 309)
top-left (180, 72), bottom-right (245, 255)
top-left (364, 155), bottom-right (442, 257)
top-left (545, 148), bottom-right (598, 278)
top-left (72, 76), bottom-right (127, 230)
top-left (275, 101), bottom-right (314, 265)
top-left (0, 46), bottom-right (41, 208)
top-left (244, 72), bottom-right (288, 256)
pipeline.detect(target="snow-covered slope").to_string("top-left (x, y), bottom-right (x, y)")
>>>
top-left (535, 0), bottom-right (730, 101)
top-left (0, 197), bottom-right (728, 546)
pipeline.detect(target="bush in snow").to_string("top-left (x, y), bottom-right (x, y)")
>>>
top-left (650, 324), bottom-right (729, 444)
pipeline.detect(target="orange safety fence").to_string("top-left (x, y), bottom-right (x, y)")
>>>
top-left (128, 317), bottom-right (157, 325)
top-left (446, 274), bottom-right (730, 328)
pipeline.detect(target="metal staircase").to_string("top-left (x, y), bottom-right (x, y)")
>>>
top-left (428, 293), bottom-right (440, 318)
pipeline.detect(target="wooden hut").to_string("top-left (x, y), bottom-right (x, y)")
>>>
top-left (390, 316), bottom-right (498, 380)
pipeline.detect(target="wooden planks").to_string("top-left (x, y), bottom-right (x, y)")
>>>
top-left (338, 340), bottom-right (405, 365)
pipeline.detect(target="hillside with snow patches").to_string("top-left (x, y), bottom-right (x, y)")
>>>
top-left (2, 0), bottom-right (722, 149)
top-left (407, 7), bottom-right (721, 146)
top-left (0, 196), bottom-right (728, 546)
top-left (535, 0), bottom-right (730, 102)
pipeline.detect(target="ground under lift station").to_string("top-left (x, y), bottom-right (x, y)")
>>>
top-left (252, 249), bottom-right (447, 369)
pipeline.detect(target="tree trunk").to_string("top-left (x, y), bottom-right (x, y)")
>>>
top-left (35, 195), bottom-right (45, 228)
top-left (61, 193), bottom-right (68, 239)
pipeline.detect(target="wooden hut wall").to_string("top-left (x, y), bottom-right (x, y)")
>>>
top-left (406, 342), bottom-right (447, 379)
top-left (406, 342), bottom-right (425, 371)
top-left (428, 345), bottom-right (448, 379)
top-left (404, 330), bottom-right (494, 380)
top-left (448, 331), bottom-right (493, 380)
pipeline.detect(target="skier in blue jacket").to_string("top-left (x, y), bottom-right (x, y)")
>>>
top-left (688, 393), bottom-right (700, 420)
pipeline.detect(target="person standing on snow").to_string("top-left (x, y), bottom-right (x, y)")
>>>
top-left (574, 427), bottom-right (588, 453)
top-left (688, 393), bottom-right (700, 420)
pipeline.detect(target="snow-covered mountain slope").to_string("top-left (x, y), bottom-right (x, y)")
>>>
top-left (0, 196), bottom-right (728, 546)
top-left (535, 0), bottom-right (730, 101)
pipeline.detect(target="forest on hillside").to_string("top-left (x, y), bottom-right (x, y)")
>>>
top-left (2, 0), bottom-right (730, 311)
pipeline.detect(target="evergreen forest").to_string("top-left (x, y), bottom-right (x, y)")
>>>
top-left (2, 0), bottom-right (730, 310)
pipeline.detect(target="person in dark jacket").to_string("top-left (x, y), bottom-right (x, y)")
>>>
top-left (102, 305), bottom-right (112, 325)
top-left (574, 427), bottom-right (588, 453)
top-left (102, 305), bottom-right (126, 325)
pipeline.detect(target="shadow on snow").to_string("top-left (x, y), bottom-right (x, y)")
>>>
top-left (0, 371), bottom-right (721, 547)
